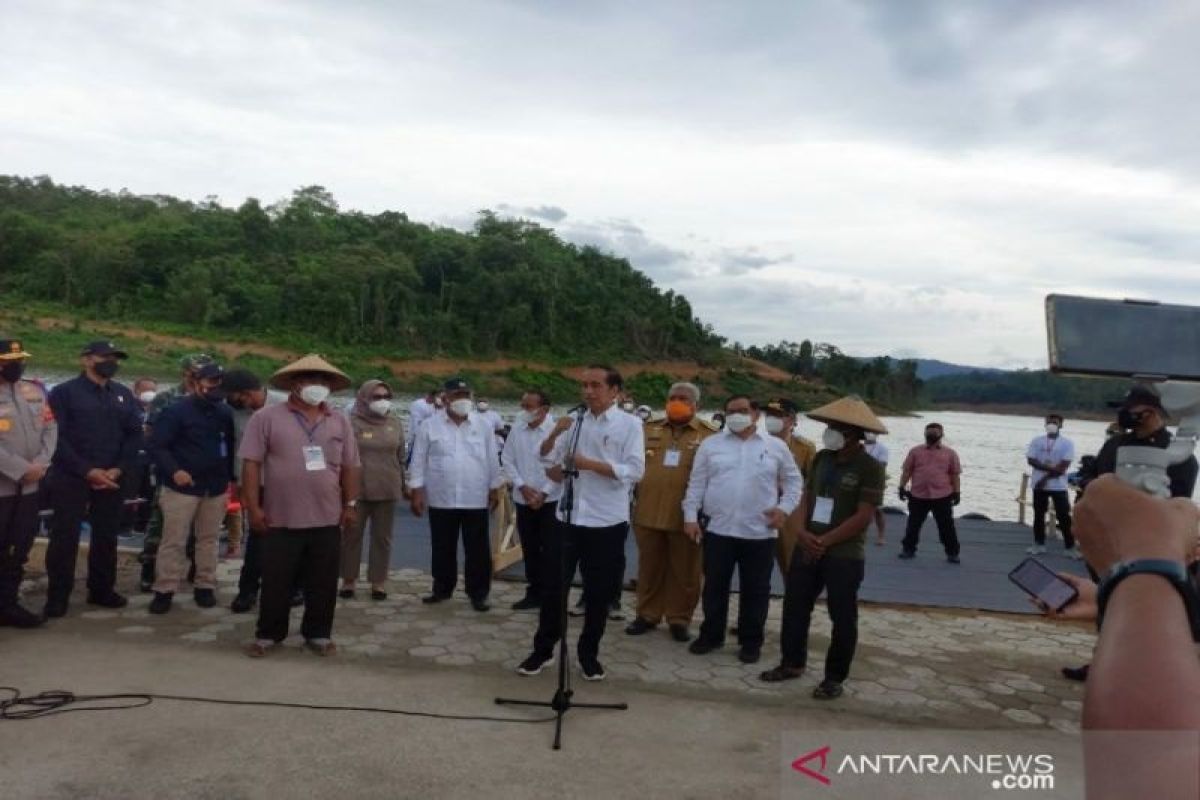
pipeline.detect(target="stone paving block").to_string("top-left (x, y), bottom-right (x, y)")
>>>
top-left (1002, 708), bottom-right (1044, 726)
top-left (408, 645), bottom-right (446, 658)
top-left (117, 626), bottom-right (155, 635)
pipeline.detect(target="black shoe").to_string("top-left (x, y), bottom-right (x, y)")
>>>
top-left (737, 647), bottom-right (761, 664)
top-left (289, 590), bottom-right (304, 608)
top-left (511, 596), bottom-right (540, 611)
top-left (230, 592), bottom-right (256, 614)
top-left (669, 624), bottom-right (692, 643)
top-left (813, 679), bottom-right (844, 700)
top-left (371, 589), bottom-right (388, 601)
top-left (43, 598), bottom-right (68, 618)
top-left (148, 592), bottom-right (174, 614)
top-left (947, 554), bottom-right (961, 564)
top-left (422, 593), bottom-right (450, 605)
top-left (87, 591), bottom-right (128, 609)
top-left (624, 617), bottom-right (657, 636)
top-left (471, 599), bottom-right (491, 612)
top-left (0, 604), bottom-right (45, 628)
top-left (193, 588), bottom-right (216, 608)
top-left (1062, 664), bottom-right (1090, 682)
top-left (688, 638), bottom-right (723, 655)
top-left (579, 657), bottom-right (606, 681)
top-left (516, 651), bottom-right (554, 676)
top-left (338, 588), bottom-right (355, 599)
top-left (898, 550), bottom-right (916, 560)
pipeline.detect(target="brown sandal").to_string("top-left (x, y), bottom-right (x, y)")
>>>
top-left (759, 664), bottom-right (804, 683)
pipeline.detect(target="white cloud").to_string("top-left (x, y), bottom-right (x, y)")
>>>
top-left (3, 0), bottom-right (1200, 368)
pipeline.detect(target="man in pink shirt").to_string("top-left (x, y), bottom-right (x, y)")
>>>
top-left (897, 422), bottom-right (962, 563)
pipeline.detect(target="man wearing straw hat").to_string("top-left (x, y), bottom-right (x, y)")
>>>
top-left (762, 395), bottom-right (886, 699)
top-left (239, 354), bottom-right (361, 657)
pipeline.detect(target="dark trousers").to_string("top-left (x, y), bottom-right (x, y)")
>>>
top-left (901, 496), bottom-right (960, 556)
top-left (428, 507), bottom-right (491, 601)
top-left (1032, 490), bottom-right (1075, 547)
top-left (46, 475), bottom-right (124, 601)
top-left (120, 464), bottom-right (154, 532)
top-left (780, 555), bottom-right (865, 681)
top-left (534, 521), bottom-right (627, 660)
top-left (0, 490), bottom-right (41, 608)
top-left (698, 531), bottom-right (775, 650)
top-left (255, 526), bottom-right (339, 642)
top-left (515, 501), bottom-right (557, 601)
top-left (239, 529), bottom-right (265, 595)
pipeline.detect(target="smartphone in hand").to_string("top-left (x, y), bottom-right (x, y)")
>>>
top-left (1008, 557), bottom-right (1079, 612)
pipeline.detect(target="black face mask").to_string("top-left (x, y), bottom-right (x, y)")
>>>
top-left (0, 361), bottom-right (25, 383)
top-left (1117, 408), bottom-right (1146, 431)
top-left (202, 388), bottom-right (226, 404)
top-left (94, 360), bottom-right (120, 379)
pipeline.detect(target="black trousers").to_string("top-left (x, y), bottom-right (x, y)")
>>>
top-left (515, 501), bottom-right (557, 601)
top-left (780, 555), bottom-right (865, 682)
top-left (534, 521), bottom-right (627, 660)
top-left (46, 475), bottom-right (124, 601)
top-left (0, 490), bottom-right (41, 608)
top-left (255, 526), bottom-right (339, 642)
top-left (698, 532), bottom-right (775, 650)
top-left (1032, 490), bottom-right (1075, 547)
top-left (901, 496), bottom-right (960, 556)
top-left (239, 529), bottom-right (265, 595)
top-left (428, 507), bottom-right (491, 601)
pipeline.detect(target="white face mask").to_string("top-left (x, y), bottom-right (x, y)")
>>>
top-left (477, 401), bottom-right (490, 412)
top-left (764, 417), bottom-right (785, 435)
top-left (449, 398), bottom-right (474, 417)
top-left (368, 399), bottom-right (392, 416)
top-left (1045, 423), bottom-right (1059, 436)
top-left (138, 391), bottom-right (157, 404)
top-left (299, 384), bottom-right (330, 406)
top-left (621, 402), bottom-right (634, 413)
top-left (725, 413), bottom-right (753, 434)
top-left (519, 409), bottom-right (542, 426)
top-left (822, 427), bottom-right (846, 451)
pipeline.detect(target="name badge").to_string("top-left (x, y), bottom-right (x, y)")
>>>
top-left (813, 496), bottom-right (834, 525)
top-left (303, 445), bottom-right (327, 472)
top-left (663, 449), bottom-right (681, 468)
top-left (219, 436), bottom-right (228, 459)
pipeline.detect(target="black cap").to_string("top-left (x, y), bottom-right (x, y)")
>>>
top-left (1108, 384), bottom-right (1165, 411)
top-left (763, 398), bottom-right (798, 416)
top-left (222, 369), bottom-right (262, 393)
top-left (194, 363), bottom-right (224, 382)
top-left (443, 377), bottom-right (470, 393)
top-left (80, 340), bottom-right (128, 359)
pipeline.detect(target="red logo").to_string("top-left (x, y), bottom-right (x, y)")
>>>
top-left (792, 745), bottom-right (832, 786)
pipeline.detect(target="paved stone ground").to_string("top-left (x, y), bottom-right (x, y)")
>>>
top-left (15, 551), bottom-right (1094, 737)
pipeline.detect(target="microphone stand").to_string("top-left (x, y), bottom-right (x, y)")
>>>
top-left (494, 405), bottom-right (628, 749)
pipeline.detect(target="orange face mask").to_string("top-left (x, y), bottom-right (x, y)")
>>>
top-left (666, 400), bottom-right (693, 423)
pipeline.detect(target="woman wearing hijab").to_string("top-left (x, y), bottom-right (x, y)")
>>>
top-left (340, 379), bottom-right (406, 600)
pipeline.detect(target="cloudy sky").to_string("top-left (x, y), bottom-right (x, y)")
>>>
top-left (4, 0), bottom-right (1199, 368)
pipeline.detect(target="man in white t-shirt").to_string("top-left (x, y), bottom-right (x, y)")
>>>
top-left (863, 432), bottom-right (889, 546)
top-left (1025, 413), bottom-right (1079, 558)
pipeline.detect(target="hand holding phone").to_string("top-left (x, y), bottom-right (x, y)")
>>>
top-left (1009, 557), bottom-right (1080, 613)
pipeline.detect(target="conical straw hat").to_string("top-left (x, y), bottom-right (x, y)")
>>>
top-left (805, 395), bottom-right (888, 435)
top-left (270, 353), bottom-right (352, 392)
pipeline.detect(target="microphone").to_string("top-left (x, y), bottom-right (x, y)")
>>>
top-left (567, 403), bottom-right (587, 416)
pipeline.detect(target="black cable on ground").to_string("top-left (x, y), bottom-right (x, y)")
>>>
top-left (0, 686), bottom-right (556, 724)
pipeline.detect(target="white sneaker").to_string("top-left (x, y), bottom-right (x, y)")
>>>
top-left (1025, 545), bottom-right (1046, 555)
top-left (1064, 547), bottom-right (1082, 560)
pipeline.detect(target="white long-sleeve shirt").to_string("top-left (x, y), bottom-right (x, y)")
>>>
top-left (409, 411), bottom-right (503, 509)
top-left (501, 415), bottom-right (563, 505)
top-left (682, 428), bottom-right (803, 540)
top-left (406, 397), bottom-right (437, 450)
top-left (542, 403), bottom-right (644, 528)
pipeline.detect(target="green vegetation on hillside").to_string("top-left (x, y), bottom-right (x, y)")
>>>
top-left (742, 340), bottom-right (922, 409)
top-left (0, 175), bottom-right (723, 362)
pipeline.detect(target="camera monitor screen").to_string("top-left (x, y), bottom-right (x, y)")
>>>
top-left (1046, 294), bottom-right (1200, 381)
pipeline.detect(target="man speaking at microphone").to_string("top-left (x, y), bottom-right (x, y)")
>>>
top-left (516, 365), bottom-right (645, 681)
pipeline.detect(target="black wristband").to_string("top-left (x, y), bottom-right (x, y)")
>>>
top-left (1097, 559), bottom-right (1200, 639)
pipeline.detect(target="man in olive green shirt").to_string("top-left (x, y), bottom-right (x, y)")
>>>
top-left (762, 395), bottom-right (886, 700)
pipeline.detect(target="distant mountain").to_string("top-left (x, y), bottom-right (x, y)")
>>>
top-left (909, 359), bottom-right (1008, 381)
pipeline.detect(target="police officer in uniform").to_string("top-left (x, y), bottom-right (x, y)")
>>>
top-left (762, 398), bottom-right (817, 577)
top-left (0, 337), bottom-right (57, 627)
top-left (44, 341), bottom-right (143, 617)
top-left (138, 353), bottom-right (213, 591)
top-left (626, 382), bottom-right (716, 643)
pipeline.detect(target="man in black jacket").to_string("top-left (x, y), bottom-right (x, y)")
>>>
top-left (1061, 384), bottom-right (1198, 682)
top-left (148, 363), bottom-right (235, 614)
top-left (44, 341), bottom-right (143, 617)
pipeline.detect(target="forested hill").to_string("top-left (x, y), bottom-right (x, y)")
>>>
top-left (0, 176), bottom-right (724, 362)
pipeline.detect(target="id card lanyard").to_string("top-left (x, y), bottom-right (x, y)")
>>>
top-left (292, 410), bottom-right (328, 472)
